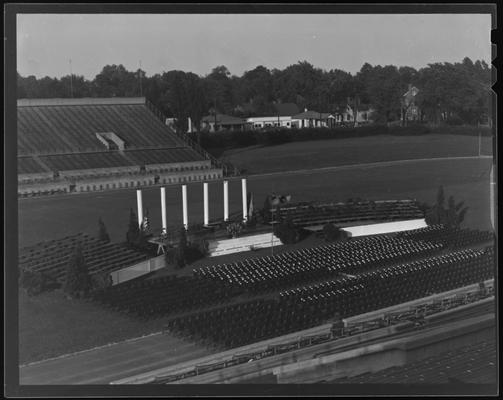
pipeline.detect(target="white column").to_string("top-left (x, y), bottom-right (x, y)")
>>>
top-left (136, 189), bottom-right (143, 229)
top-left (160, 187), bottom-right (167, 233)
top-left (203, 182), bottom-right (209, 226)
top-left (242, 178), bottom-right (248, 222)
top-left (182, 184), bottom-right (188, 230)
top-left (223, 180), bottom-right (229, 221)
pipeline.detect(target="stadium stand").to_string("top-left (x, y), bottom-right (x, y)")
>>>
top-left (17, 98), bottom-right (186, 154)
top-left (125, 147), bottom-right (205, 166)
top-left (39, 151), bottom-right (134, 171)
top-left (17, 156), bottom-right (47, 174)
top-left (18, 233), bottom-right (149, 284)
top-left (328, 340), bottom-right (497, 384)
top-left (273, 199), bottom-right (424, 228)
top-left (17, 98), bottom-right (224, 196)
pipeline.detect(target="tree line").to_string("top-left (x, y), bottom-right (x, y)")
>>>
top-left (18, 57), bottom-right (491, 131)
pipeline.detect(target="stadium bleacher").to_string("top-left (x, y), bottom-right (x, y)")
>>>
top-left (328, 340), bottom-right (497, 384)
top-left (17, 99), bottom-right (186, 154)
top-left (273, 199), bottom-right (424, 228)
top-left (39, 151), bottom-right (134, 171)
top-left (19, 233), bottom-right (149, 284)
top-left (17, 98), bottom-right (220, 196)
top-left (17, 156), bottom-right (47, 174)
top-left (125, 147), bottom-right (204, 166)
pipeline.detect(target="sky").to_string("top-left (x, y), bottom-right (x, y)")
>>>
top-left (17, 13), bottom-right (492, 79)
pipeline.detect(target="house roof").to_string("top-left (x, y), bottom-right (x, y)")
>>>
top-left (201, 114), bottom-right (245, 125)
top-left (403, 86), bottom-right (419, 97)
top-left (273, 102), bottom-right (300, 117)
top-left (292, 110), bottom-right (324, 120)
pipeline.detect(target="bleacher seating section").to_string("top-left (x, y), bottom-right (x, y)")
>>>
top-left (274, 200), bottom-right (424, 228)
top-left (17, 101), bottom-right (186, 155)
top-left (125, 148), bottom-right (203, 165)
top-left (17, 156), bottom-right (47, 174)
top-left (328, 340), bottom-right (497, 384)
top-left (39, 151), bottom-right (134, 171)
top-left (17, 98), bottom-right (217, 195)
top-left (91, 224), bottom-right (494, 351)
top-left (18, 233), bottom-right (149, 284)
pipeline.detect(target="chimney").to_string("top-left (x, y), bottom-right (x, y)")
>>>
top-left (408, 83), bottom-right (412, 91)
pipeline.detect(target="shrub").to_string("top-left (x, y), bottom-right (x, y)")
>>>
top-left (226, 222), bottom-right (243, 238)
top-left (19, 268), bottom-right (58, 296)
top-left (274, 217), bottom-right (300, 244)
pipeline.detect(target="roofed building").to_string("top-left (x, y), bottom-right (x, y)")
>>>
top-left (200, 114), bottom-right (246, 132)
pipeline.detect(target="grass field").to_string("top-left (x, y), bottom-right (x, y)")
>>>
top-left (222, 134), bottom-right (493, 174)
top-left (19, 156), bottom-right (493, 247)
top-left (18, 289), bottom-right (173, 364)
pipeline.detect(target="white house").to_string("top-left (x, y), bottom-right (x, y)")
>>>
top-left (246, 116), bottom-right (293, 129)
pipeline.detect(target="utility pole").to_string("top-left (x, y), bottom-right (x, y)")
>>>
top-left (478, 129), bottom-right (482, 157)
top-left (69, 59), bottom-right (74, 98)
top-left (214, 96), bottom-right (217, 132)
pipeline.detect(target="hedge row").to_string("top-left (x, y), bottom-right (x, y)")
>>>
top-left (199, 124), bottom-right (492, 151)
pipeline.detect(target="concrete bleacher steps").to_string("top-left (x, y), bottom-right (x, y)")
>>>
top-left (17, 97), bottom-right (224, 197)
top-left (208, 233), bottom-right (282, 257)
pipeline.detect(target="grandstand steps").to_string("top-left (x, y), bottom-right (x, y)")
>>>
top-left (31, 155), bottom-right (52, 173)
top-left (208, 233), bottom-right (282, 257)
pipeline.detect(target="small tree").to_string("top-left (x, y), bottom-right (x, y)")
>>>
top-left (424, 186), bottom-right (469, 227)
top-left (126, 208), bottom-right (140, 246)
top-left (98, 217), bottom-right (110, 243)
top-left (274, 217), bottom-right (300, 244)
top-left (63, 244), bottom-right (92, 298)
top-left (175, 227), bottom-right (187, 269)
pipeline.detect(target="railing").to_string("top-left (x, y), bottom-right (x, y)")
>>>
top-left (145, 99), bottom-right (240, 177)
top-left (155, 282), bottom-right (494, 383)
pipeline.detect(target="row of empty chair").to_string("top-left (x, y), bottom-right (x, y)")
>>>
top-left (165, 247), bottom-right (494, 349)
top-left (194, 235), bottom-right (443, 293)
top-left (273, 200), bottom-right (424, 227)
top-left (328, 340), bottom-right (497, 384)
top-left (92, 274), bottom-right (237, 318)
top-left (397, 224), bottom-right (494, 249)
top-left (19, 233), bottom-right (149, 284)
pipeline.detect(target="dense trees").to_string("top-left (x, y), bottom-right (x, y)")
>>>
top-left (18, 57), bottom-right (491, 128)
